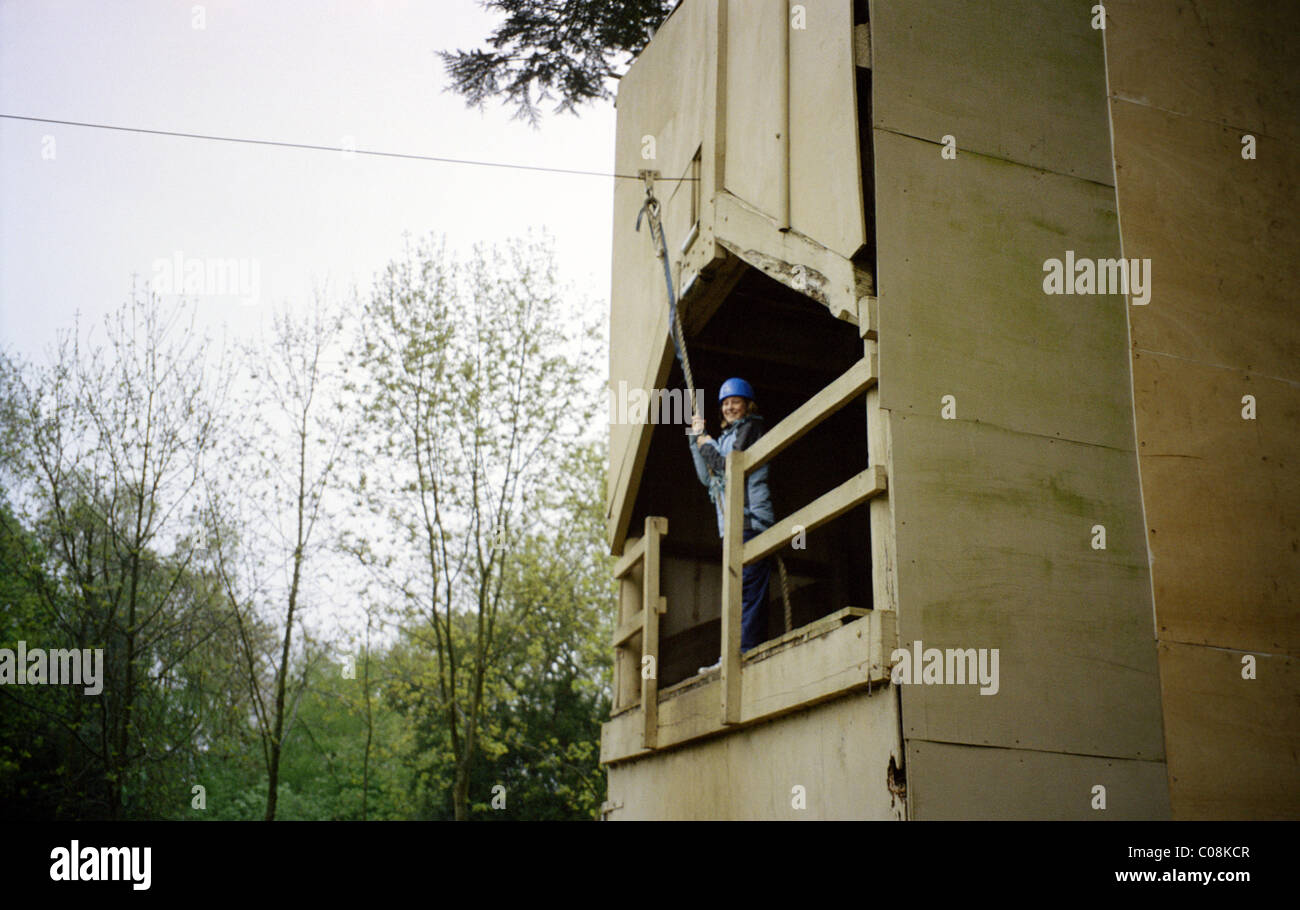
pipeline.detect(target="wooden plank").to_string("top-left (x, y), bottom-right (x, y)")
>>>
top-left (613, 535), bottom-right (646, 579)
top-left (641, 517), bottom-right (667, 749)
top-left (723, 0), bottom-right (786, 223)
top-left (789, 0), bottom-right (867, 258)
top-left (891, 414), bottom-right (1164, 760)
top-left (719, 451), bottom-right (745, 724)
top-left (605, 689), bottom-right (902, 820)
top-left (873, 129), bottom-right (1138, 451)
top-left (870, 0), bottom-right (1114, 184)
top-left (1104, 0), bottom-right (1300, 143)
top-left (713, 190), bottom-right (860, 325)
top-left (866, 604), bottom-right (897, 683)
top-left (712, 0), bottom-right (727, 192)
top-left (1158, 640), bottom-right (1300, 819)
top-left (602, 609), bottom-right (895, 764)
top-left (865, 372), bottom-right (899, 627)
top-left (1133, 351), bottom-right (1300, 654)
top-left (746, 606), bottom-right (869, 658)
top-left (612, 610), bottom-right (644, 649)
top-left (1112, 101), bottom-right (1300, 381)
top-left (907, 740), bottom-right (1169, 820)
top-left (743, 465), bottom-right (886, 565)
top-left (745, 356), bottom-right (876, 471)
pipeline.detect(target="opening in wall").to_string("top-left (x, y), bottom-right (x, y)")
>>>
top-left (622, 266), bottom-right (870, 694)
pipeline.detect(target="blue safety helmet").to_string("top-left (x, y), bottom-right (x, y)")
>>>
top-left (718, 377), bottom-right (755, 403)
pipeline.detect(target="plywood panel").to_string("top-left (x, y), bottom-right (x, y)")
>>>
top-left (1133, 351), bottom-right (1300, 654)
top-left (606, 688), bottom-right (902, 819)
top-left (1112, 100), bottom-right (1300, 381)
top-left (1158, 640), bottom-right (1300, 819)
top-left (874, 130), bottom-right (1136, 450)
top-left (723, 0), bottom-right (786, 219)
top-left (870, 0), bottom-right (1114, 184)
top-left (907, 740), bottom-right (1170, 820)
top-left (788, 0), bottom-right (867, 258)
top-left (891, 414), bottom-right (1164, 759)
top-left (1105, 0), bottom-right (1300, 143)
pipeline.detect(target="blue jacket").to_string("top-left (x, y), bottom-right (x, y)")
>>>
top-left (689, 415), bottom-right (775, 537)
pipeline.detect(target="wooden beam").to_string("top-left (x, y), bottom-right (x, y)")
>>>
top-left (613, 611), bottom-right (644, 648)
top-left (713, 190), bottom-right (860, 325)
top-left (613, 535), bottom-right (646, 579)
top-left (641, 516), bottom-right (667, 749)
top-left (744, 355), bottom-right (877, 472)
top-left (743, 465), bottom-right (887, 565)
top-left (720, 451), bottom-right (745, 724)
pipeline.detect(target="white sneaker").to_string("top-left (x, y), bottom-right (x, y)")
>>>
top-left (697, 659), bottom-right (721, 675)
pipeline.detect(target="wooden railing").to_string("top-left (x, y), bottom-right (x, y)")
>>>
top-left (612, 515), bottom-right (668, 748)
top-left (718, 353), bottom-right (885, 723)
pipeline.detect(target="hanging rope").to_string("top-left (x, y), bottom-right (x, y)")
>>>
top-left (635, 172), bottom-right (794, 634)
top-left (635, 171), bottom-right (700, 420)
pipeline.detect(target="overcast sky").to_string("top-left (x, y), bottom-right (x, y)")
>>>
top-left (0, 0), bottom-right (619, 357)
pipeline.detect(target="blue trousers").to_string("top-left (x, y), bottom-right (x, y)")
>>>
top-left (741, 526), bottom-right (772, 653)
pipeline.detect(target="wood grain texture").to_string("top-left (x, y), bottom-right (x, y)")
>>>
top-left (873, 129), bottom-right (1137, 450)
top-left (606, 687), bottom-right (902, 819)
top-left (870, 0), bottom-right (1114, 184)
top-left (1105, 0), bottom-right (1300, 142)
top-left (1134, 351), bottom-right (1300, 655)
top-left (891, 414), bottom-right (1164, 760)
top-left (1113, 100), bottom-right (1300, 381)
top-left (907, 739), bottom-right (1170, 820)
top-left (1158, 640), bottom-right (1300, 819)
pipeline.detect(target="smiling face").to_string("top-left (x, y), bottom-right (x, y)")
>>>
top-left (720, 395), bottom-right (748, 424)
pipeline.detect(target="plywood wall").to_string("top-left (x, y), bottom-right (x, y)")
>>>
top-left (605, 688), bottom-right (902, 819)
top-left (870, 0), bottom-right (1169, 818)
top-left (1104, 0), bottom-right (1300, 818)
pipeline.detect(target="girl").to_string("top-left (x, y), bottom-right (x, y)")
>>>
top-left (689, 377), bottom-right (775, 670)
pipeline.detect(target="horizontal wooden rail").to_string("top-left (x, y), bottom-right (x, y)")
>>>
top-left (742, 354), bottom-right (876, 472)
top-left (612, 610), bottom-right (644, 648)
top-left (743, 465), bottom-right (887, 565)
top-left (613, 535), bottom-right (646, 579)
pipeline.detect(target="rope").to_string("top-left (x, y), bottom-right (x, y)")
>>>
top-left (777, 555), bottom-right (793, 633)
top-left (635, 174), bottom-right (700, 419)
top-left (636, 172), bottom-right (794, 634)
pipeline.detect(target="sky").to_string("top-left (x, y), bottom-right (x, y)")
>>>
top-left (0, 0), bottom-right (620, 359)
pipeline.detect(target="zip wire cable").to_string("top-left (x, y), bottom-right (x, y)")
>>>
top-left (0, 113), bottom-right (699, 183)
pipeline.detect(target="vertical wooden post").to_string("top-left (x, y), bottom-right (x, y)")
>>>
top-left (713, 0), bottom-right (728, 195)
top-left (641, 516), bottom-right (667, 748)
top-left (777, 0), bottom-right (791, 231)
top-left (720, 450), bottom-right (745, 724)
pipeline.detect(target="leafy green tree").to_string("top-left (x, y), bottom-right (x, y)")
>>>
top-left (0, 293), bottom-right (235, 819)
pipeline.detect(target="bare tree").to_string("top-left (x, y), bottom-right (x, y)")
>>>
top-left (206, 296), bottom-right (350, 821)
